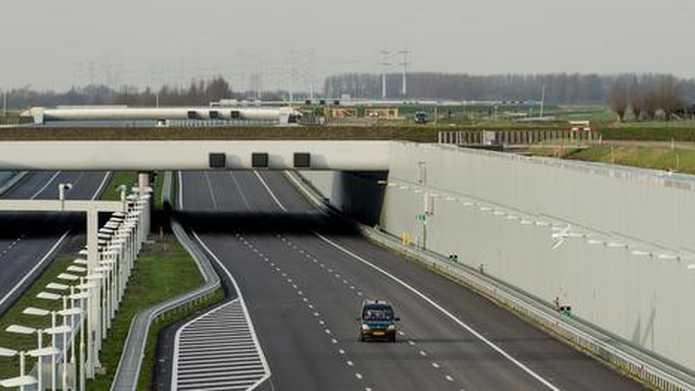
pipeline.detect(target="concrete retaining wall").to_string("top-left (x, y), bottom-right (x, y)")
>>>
top-left (301, 142), bottom-right (695, 373)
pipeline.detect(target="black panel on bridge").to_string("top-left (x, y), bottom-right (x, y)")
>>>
top-left (293, 153), bottom-right (311, 168)
top-left (252, 153), bottom-right (269, 168)
top-left (209, 153), bottom-right (226, 169)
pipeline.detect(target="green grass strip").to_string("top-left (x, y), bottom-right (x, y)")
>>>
top-left (86, 235), bottom-right (205, 390)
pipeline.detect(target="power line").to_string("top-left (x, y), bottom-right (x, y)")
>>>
top-left (398, 49), bottom-right (411, 97)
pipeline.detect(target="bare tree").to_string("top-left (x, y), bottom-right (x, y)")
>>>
top-left (657, 75), bottom-right (684, 121)
top-left (629, 78), bottom-right (644, 121)
top-left (608, 81), bottom-right (629, 122)
top-left (643, 88), bottom-right (660, 120)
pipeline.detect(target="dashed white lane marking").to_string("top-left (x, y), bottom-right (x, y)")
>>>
top-left (314, 232), bottom-right (561, 391)
top-left (355, 373), bottom-right (363, 380)
top-left (278, 230), bottom-right (463, 390)
top-left (181, 233), bottom-right (271, 391)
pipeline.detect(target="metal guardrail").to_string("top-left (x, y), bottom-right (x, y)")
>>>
top-left (360, 227), bottom-right (695, 391)
top-left (289, 170), bottom-right (695, 391)
top-left (438, 129), bottom-right (598, 146)
top-left (110, 172), bottom-right (222, 391)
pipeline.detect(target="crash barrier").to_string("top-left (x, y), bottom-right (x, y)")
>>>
top-left (361, 228), bottom-right (695, 391)
top-left (289, 171), bottom-right (695, 391)
top-left (110, 172), bottom-right (221, 391)
top-left (438, 129), bottom-right (599, 146)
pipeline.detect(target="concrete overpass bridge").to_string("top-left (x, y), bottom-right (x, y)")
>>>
top-left (0, 140), bottom-right (391, 171)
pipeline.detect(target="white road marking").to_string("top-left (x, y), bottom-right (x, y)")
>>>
top-left (314, 232), bottom-right (561, 391)
top-left (203, 172), bottom-right (220, 210)
top-left (30, 171), bottom-right (62, 199)
top-left (0, 231), bottom-right (69, 308)
top-left (183, 232), bottom-right (272, 391)
top-left (254, 172), bottom-right (288, 212)
top-left (1, 171), bottom-right (110, 307)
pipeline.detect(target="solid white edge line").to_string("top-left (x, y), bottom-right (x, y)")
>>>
top-left (283, 171), bottom-right (560, 390)
top-left (172, 299), bottom-right (241, 390)
top-left (30, 171), bottom-right (62, 199)
top-left (191, 232), bottom-right (271, 391)
top-left (178, 171), bottom-right (184, 209)
top-left (1, 170), bottom-right (109, 308)
top-left (91, 171), bottom-right (112, 201)
top-left (254, 172), bottom-right (287, 212)
top-left (175, 172), bottom-right (270, 390)
top-left (313, 232), bottom-right (561, 391)
top-left (0, 231), bottom-right (70, 308)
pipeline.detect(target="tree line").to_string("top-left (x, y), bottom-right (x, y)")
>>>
top-left (2, 77), bottom-right (287, 109)
top-left (324, 72), bottom-right (695, 105)
top-left (608, 74), bottom-right (692, 121)
top-left (3, 72), bottom-right (694, 110)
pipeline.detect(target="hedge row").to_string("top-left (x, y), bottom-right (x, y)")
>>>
top-left (600, 127), bottom-right (695, 142)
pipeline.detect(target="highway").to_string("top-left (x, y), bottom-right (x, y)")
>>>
top-left (168, 170), bottom-right (642, 391)
top-left (0, 170), bottom-right (110, 315)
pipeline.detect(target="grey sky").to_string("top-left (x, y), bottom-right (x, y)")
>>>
top-left (2, 0), bottom-right (693, 91)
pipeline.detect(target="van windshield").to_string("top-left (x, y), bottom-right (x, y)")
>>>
top-left (362, 305), bottom-right (394, 321)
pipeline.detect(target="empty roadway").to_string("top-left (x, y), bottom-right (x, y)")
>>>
top-left (0, 170), bottom-right (110, 315)
top-left (170, 170), bottom-right (642, 391)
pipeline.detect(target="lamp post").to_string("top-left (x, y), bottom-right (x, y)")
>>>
top-left (0, 347), bottom-right (39, 391)
top-left (58, 183), bottom-right (73, 211)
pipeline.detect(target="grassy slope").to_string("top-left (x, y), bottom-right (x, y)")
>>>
top-left (0, 171), bottom-right (216, 389)
top-left (100, 172), bottom-right (138, 201)
top-left (530, 145), bottom-right (695, 174)
top-left (86, 235), bottom-right (204, 390)
top-left (0, 255), bottom-right (75, 381)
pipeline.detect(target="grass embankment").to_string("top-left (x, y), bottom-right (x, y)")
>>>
top-left (0, 255), bottom-right (76, 381)
top-left (87, 171), bottom-right (221, 390)
top-left (529, 145), bottom-right (695, 174)
top-left (86, 235), bottom-right (213, 390)
top-left (0, 171), bottom-right (223, 389)
top-left (0, 125), bottom-right (574, 143)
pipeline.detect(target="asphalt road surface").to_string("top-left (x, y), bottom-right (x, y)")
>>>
top-left (0, 170), bottom-right (110, 315)
top-left (172, 170), bottom-right (642, 391)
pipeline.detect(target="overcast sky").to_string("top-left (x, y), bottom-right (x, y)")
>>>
top-left (1, 0), bottom-right (693, 91)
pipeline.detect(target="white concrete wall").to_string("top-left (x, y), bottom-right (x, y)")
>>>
top-left (302, 142), bottom-right (695, 372)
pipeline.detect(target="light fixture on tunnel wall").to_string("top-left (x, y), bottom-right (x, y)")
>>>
top-left (209, 153), bottom-right (226, 169)
top-left (293, 153), bottom-right (311, 168)
top-left (252, 153), bottom-right (269, 168)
